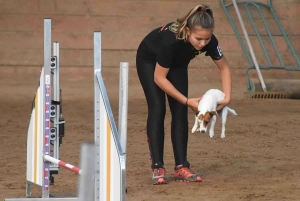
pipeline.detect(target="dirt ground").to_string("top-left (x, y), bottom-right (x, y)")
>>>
top-left (1, 67), bottom-right (300, 201)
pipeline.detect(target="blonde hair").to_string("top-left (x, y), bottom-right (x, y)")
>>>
top-left (170, 5), bottom-right (214, 40)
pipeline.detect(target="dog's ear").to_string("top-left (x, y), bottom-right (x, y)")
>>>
top-left (210, 111), bottom-right (218, 116)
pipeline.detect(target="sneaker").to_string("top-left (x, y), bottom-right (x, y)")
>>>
top-left (152, 168), bottom-right (167, 185)
top-left (173, 166), bottom-right (202, 182)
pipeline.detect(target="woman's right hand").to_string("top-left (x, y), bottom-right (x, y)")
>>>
top-left (186, 97), bottom-right (202, 113)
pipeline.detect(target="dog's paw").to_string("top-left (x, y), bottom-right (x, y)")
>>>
top-left (209, 130), bottom-right (214, 138)
top-left (221, 133), bottom-right (226, 139)
top-left (191, 126), bottom-right (197, 133)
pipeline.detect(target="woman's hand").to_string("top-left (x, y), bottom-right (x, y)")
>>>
top-left (186, 97), bottom-right (203, 113)
top-left (216, 98), bottom-right (230, 111)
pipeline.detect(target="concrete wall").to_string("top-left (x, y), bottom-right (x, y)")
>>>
top-left (0, 0), bottom-right (299, 74)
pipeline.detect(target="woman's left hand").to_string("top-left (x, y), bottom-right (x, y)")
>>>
top-left (216, 98), bottom-right (230, 111)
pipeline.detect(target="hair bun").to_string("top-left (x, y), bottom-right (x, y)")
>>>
top-left (197, 5), bottom-right (207, 13)
top-left (196, 4), bottom-right (213, 18)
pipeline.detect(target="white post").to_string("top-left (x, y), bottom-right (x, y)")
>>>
top-left (42, 18), bottom-right (52, 198)
top-left (93, 31), bottom-right (102, 201)
top-left (118, 61), bottom-right (128, 200)
top-left (78, 142), bottom-right (95, 201)
top-left (232, 0), bottom-right (267, 92)
top-left (118, 62), bottom-right (129, 154)
top-left (50, 42), bottom-right (60, 173)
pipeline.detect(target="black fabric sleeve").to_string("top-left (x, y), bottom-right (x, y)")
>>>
top-left (205, 35), bottom-right (223, 60)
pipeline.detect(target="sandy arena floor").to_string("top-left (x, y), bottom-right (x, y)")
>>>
top-left (1, 67), bottom-right (300, 201)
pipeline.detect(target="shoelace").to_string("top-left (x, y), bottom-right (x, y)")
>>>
top-left (177, 167), bottom-right (195, 178)
top-left (153, 168), bottom-right (165, 177)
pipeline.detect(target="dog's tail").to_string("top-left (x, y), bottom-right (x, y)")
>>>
top-left (227, 107), bottom-right (237, 115)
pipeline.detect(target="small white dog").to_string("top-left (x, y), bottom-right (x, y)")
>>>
top-left (191, 89), bottom-right (237, 139)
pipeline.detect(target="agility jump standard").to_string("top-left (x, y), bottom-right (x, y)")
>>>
top-left (4, 19), bottom-right (128, 201)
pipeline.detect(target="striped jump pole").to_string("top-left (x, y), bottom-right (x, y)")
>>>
top-left (43, 155), bottom-right (81, 174)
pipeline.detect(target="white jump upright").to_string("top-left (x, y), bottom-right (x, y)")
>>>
top-left (94, 31), bottom-right (128, 201)
top-left (4, 19), bottom-right (129, 201)
top-left (25, 18), bottom-right (67, 198)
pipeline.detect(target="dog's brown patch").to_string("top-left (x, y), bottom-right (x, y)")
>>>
top-left (202, 111), bottom-right (217, 127)
top-left (203, 112), bottom-right (211, 127)
top-left (198, 114), bottom-right (204, 121)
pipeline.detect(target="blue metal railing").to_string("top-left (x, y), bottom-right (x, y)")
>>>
top-left (221, 0), bottom-right (300, 93)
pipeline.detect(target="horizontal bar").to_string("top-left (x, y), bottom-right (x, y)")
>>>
top-left (44, 155), bottom-right (81, 174)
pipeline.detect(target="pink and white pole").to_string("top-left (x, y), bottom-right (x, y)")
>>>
top-left (44, 155), bottom-right (81, 174)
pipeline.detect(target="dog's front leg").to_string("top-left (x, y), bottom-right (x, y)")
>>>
top-left (191, 114), bottom-right (199, 133)
top-left (209, 115), bottom-right (217, 138)
top-left (221, 107), bottom-right (229, 139)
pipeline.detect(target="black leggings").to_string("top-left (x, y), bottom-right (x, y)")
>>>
top-left (136, 56), bottom-right (189, 168)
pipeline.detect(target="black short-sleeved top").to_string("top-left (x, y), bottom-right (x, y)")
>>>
top-left (137, 22), bottom-right (223, 68)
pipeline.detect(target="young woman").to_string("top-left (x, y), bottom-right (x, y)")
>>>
top-left (136, 4), bottom-right (232, 185)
